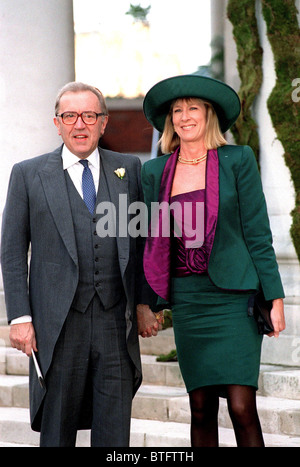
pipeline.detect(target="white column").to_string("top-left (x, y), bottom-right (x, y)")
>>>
top-left (214, 0), bottom-right (239, 144)
top-left (253, 0), bottom-right (300, 367)
top-left (0, 0), bottom-right (75, 323)
top-left (0, 0), bottom-right (75, 211)
top-left (253, 0), bottom-right (300, 298)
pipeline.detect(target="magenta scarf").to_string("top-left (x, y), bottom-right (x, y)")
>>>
top-left (143, 147), bottom-right (219, 301)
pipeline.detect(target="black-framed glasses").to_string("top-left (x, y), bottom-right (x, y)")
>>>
top-left (56, 111), bottom-right (106, 125)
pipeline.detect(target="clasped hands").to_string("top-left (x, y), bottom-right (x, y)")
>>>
top-left (137, 304), bottom-right (164, 338)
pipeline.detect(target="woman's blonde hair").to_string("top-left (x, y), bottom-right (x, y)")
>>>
top-left (159, 98), bottom-right (227, 154)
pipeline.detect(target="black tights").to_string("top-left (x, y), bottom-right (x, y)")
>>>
top-left (189, 385), bottom-right (264, 447)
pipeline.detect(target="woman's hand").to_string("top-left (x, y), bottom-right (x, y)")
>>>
top-left (268, 298), bottom-right (285, 338)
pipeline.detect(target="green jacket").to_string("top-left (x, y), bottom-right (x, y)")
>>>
top-left (141, 145), bottom-right (284, 303)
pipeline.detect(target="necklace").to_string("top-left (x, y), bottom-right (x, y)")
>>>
top-left (178, 152), bottom-right (207, 165)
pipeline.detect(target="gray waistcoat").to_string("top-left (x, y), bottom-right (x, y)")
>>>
top-left (65, 168), bottom-right (124, 312)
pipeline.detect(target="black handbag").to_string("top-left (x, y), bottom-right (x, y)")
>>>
top-left (248, 291), bottom-right (274, 335)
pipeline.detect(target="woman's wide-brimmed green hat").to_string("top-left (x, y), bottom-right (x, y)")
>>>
top-left (143, 74), bottom-right (241, 134)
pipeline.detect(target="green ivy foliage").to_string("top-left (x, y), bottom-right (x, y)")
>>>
top-left (261, 0), bottom-right (300, 262)
top-left (227, 0), bottom-right (263, 162)
top-left (228, 0), bottom-right (300, 262)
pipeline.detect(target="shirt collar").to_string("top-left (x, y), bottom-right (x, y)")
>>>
top-left (61, 145), bottom-right (100, 171)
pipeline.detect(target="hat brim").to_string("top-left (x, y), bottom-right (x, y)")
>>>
top-left (143, 75), bottom-right (241, 134)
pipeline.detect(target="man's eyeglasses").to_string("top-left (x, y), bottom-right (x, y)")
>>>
top-left (56, 111), bottom-right (106, 125)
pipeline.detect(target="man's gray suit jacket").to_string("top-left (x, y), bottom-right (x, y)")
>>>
top-left (1, 145), bottom-right (149, 430)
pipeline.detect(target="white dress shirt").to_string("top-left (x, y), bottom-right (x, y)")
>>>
top-left (62, 145), bottom-right (100, 197)
top-left (10, 145), bottom-right (100, 325)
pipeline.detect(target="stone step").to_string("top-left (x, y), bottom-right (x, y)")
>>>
top-left (132, 384), bottom-right (300, 438)
top-left (0, 326), bottom-right (10, 347)
top-left (139, 328), bottom-right (176, 356)
top-left (142, 354), bottom-right (300, 401)
top-left (1, 366), bottom-right (299, 437)
top-left (261, 333), bottom-right (300, 367)
top-left (0, 375), bottom-right (29, 408)
top-left (0, 407), bottom-right (40, 446)
top-left (0, 407), bottom-right (299, 447)
top-left (0, 347), bottom-right (30, 376)
top-left (3, 370), bottom-right (299, 437)
top-left (0, 295), bottom-right (7, 327)
top-left (1, 331), bottom-right (300, 446)
top-left (141, 354), bottom-right (184, 387)
top-left (2, 349), bottom-right (300, 401)
top-left (1, 370), bottom-right (300, 441)
top-left (130, 418), bottom-right (300, 448)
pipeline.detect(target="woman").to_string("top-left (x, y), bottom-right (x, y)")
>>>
top-left (141, 75), bottom-right (285, 447)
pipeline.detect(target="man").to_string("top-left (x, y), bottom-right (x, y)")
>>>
top-left (1, 82), bottom-right (158, 446)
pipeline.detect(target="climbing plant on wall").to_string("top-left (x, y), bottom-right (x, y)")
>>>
top-left (228, 0), bottom-right (300, 262)
top-left (261, 0), bottom-right (300, 262)
top-left (227, 0), bottom-right (263, 161)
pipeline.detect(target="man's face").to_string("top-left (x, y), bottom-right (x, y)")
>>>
top-left (54, 91), bottom-right (108, 159)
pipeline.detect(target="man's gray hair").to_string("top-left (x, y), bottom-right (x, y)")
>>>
top-left (55, 82), bottom-right (108, 116)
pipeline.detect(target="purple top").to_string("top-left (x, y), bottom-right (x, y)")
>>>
top-left (171, 189), bottom-right (209, 277)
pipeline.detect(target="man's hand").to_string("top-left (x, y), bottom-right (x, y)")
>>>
top-left (9, 322), bottom-right (37, 357)
top-left (137, 304), bottom-right (163, 338)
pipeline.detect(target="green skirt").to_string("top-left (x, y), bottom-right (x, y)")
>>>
top-left (170, 274), bottom-right (263, 395)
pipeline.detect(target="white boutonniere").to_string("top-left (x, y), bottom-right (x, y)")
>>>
top-left (114, 168), bottom-right (126, 179)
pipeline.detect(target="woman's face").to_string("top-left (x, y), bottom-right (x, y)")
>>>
top-left (172, 98), bottom-right (207, 144)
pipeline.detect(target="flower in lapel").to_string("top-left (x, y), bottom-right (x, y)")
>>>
top-left (114, 168), bottom-right (126, 179)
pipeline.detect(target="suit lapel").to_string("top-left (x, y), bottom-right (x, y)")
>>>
top-left (143, 150), bottom-right (178, 301)
top-left (204, 148), bottom-right (219, 262)
top-left (99, 149), bottom-right (130, 276)
top-left (38, 147), bottom-right (78, 266)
